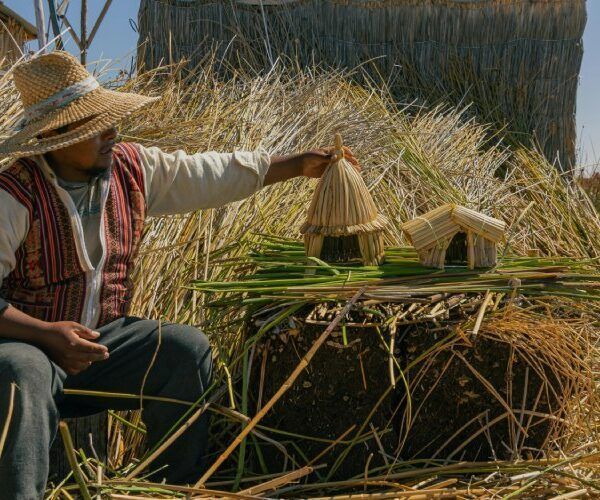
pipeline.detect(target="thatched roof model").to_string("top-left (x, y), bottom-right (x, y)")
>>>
top-left (402, 204), bottom-right (506, 252)
top-left (300, 136), bottom-right (388, 237)
top-left (301, 134), bottom-right (387, 266)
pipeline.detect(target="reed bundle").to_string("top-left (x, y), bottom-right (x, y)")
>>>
top-left (301, 134), bottom-right (388, 266)
top-left (192, 236), bottom-right (600, 303)
top-left (402, 205), bottom-right (456, 251)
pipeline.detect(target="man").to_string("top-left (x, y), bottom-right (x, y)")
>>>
top-left (0, 51), bottom-right (358, 498)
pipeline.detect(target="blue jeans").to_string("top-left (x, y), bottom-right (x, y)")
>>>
top-left (0, 317), bottom-right (213, 499)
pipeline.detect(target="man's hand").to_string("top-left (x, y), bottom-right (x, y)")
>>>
top-left (300, 146), bottom-right (360, 178)
top-left (0, 305), bottom-right (108, 375)
top-left (39, 322), bottom-right (109, 375)
top-left (264, 146), bottom-right (360, 185)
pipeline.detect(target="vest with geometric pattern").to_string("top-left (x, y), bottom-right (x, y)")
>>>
top-left (0, 142), bottom-right (146, 327)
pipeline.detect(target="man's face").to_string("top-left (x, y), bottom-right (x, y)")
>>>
top-left (43, 117), bottom-right (118, 178)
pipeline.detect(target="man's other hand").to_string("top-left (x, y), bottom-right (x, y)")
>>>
top-left (40, 322), bottom-right (109, 375)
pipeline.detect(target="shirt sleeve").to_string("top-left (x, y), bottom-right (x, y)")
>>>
top-left (136, 144), bottom-right (271, 217)
top-left (0, 189), bottom-right (30, 309)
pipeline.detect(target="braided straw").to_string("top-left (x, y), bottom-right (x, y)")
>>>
top-left (0, 51), bottom-right (159, 158)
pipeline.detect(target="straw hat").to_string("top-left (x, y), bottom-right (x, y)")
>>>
top-left (0, 51), bottom-right (159, 157)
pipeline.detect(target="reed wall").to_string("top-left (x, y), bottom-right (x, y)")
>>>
top-left (137, 0), bottom-right (586, 170)
top-left (0, 17), bottom-right (29, 68)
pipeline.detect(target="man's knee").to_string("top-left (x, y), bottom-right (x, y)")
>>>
top-left (0, 341), bottom-right (56, 390)
top-left (0, 341), bottom-right (59, 416)
top-left (158, 324), bottom-right (213, 386)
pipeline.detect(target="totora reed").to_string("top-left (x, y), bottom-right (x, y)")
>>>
top-left (301, 133), bottom-right (388, 266)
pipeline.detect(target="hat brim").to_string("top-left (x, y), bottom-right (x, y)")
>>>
top-left (0, 87), bottom-right (159, 158)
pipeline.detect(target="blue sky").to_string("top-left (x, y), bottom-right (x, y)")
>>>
top-left (5, 0), bottom-right (599, 172)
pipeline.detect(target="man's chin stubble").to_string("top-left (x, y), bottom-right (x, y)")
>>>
top-left (89, 157), bottom-right (113, 176)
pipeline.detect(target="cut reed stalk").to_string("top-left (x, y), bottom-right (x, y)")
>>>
top-left (59, 421), bottom-right (92, 500)
top-left (238, 465), bottom-right (313, 495)
top-left (0, 382), bottom-right (16, 459)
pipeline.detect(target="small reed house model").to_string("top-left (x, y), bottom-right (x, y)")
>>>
top-left (301, 134), bottom-right (388, 266)
top-left (401, 204), bottom-right (506, 270)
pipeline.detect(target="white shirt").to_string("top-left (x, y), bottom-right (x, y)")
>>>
top-left (0, 144), bottom-right (271, 328)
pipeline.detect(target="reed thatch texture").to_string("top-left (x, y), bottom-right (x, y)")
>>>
top-left (452, 205), bottom-right (506, 243)
top-left (0, 5), bottom-right (36, 68)
top-left (137, 0), bottom-right (586, 170)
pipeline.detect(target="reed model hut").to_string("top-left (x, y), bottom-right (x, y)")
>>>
top-left (0, 3), bottom-right (36, 68)
top-left (402, 204), bottom-right (506, 270)
top-left (300, 134), bottom-right (388, 266)
top-left (137, 0), bottom-right (585, 169)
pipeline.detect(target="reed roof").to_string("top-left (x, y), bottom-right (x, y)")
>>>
top-left (300, 136), bottom-right (388, 237)
top-left (0, 2), bottom-right (37, 39)
top-left (401, 203), bottom-right (506, 250)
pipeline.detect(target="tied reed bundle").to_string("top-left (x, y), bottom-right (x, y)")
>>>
top-left (300, 134), bottom-right (388, 266)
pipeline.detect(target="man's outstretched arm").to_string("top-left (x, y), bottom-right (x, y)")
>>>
top-left (138, 144), bottom-right (359, 217)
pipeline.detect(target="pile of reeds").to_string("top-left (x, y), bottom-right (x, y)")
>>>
top-left (107, 59), bottom-right (599, 329)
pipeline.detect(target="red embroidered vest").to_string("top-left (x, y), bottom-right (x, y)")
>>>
top-left (0, 143), bottom-right (146, 327)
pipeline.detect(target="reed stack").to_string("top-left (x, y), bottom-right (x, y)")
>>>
top-left (137, 0), bottom-right (586, 169)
